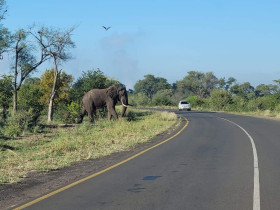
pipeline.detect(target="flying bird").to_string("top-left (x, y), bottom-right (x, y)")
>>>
top-left (102, 26), bottom-right (111, 31)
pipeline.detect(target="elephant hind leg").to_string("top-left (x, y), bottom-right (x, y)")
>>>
top-left (87, 107), bottom-right (95, 123)
top-left (77, 107), bottom-right (87, 123)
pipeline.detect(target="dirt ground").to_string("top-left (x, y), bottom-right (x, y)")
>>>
top-left (0, 118), bottom-right (185, 209)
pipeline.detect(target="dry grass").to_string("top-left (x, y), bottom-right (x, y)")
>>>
top-left (0, 109), bottom-right (178, 184)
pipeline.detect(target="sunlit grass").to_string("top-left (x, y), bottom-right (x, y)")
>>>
top-left (0, 109), bottom-right (178, 184)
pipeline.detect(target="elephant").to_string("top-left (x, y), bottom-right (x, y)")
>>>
top-left (77, 85), bottom-right (130, 123)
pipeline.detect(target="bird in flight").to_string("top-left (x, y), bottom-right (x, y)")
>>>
top-left (102, 26), bottom-right (111, 31)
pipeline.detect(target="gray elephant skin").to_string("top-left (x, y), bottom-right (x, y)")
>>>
top-left (78, 85), bottom-right (129, 123)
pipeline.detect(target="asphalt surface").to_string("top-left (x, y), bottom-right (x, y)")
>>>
top-left (20, 111), bottom-right (280, 210)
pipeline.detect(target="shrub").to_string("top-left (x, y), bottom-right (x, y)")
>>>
top-left (209, 89), bottom-right (233, 111)
top-left (129, 93), bottom-right (151, 107)
top-left (187, 95), bottom-right (206, 108)
top-left (56, 101), bottom-right (81, 124)
top-left (4, 109), bottom-right (41, 137)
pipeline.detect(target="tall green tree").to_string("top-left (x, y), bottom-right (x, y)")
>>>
top-left (230, 82), bottom-right (255, 100)
top-left (218, 77), bottom-right (236, 91)
top-left (0, 74), bottom-right (12, 120)
top-left (255, 84), bottom-right (278, 97)
top-left (134, 74), bottom-right (171, 101)
top-left (176, 71), bottom-right (218, 98)
top-left (273, 79), bottom-right (280, 94)
top-left (0, 0), bottom-right (11, 60)
top-left (18, 78), bottom-right (44, 121)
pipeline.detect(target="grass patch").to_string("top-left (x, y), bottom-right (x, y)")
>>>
top-left (0, 109), bottom-right (178, 184)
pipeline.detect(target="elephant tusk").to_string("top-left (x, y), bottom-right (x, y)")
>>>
top-left (121, 100), bottom-right (128, 107)
top-left (121, 99), bottom-right (129, 107)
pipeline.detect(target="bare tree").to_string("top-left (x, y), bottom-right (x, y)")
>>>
top-left (11, 28), bottom-right (49, 113)
top-left (30, 26), bottom-right (76, 123)
top-left (0, 0), bottom-right (7, 21)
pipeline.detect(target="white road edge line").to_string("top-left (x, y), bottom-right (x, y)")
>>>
top-left (218, 117), bottom-right (260, 210)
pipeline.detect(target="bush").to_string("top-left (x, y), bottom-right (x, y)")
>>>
top-left (4, 109), bottom-right (41, 137)
top-left (209, 89), bottom-right (232, 111)
top-left (18, 82), bottom-right (44, 116)
top-left (187, 95), bottom-right (206, 108)
top-left (129, 93), bottom-right (151, 107)
top-left (56, 101), bottom-right (81, 124)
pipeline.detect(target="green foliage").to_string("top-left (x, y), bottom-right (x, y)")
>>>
top-left (0, 74), bottom-right (13, 119)
top-left (218, 77), bottom-right (236, 91)
top-left (187, 95), bottom-right (206, 108)
top-left (230, 82), bottom-right (255, 100)
top-left (152, 89), bottom-right (175, 106)
top-left (3, 110), bottom-right (40, 137)
top-left (176, 71), bottom-right (218, 98)
top-left (18, 80), bottom-right (44, 116)
top-left (255, 84), bottom-right (278, 96)
top-left (134, 74), bottom-right (171, 101)
top-left (209, 89), bottom-right (232, 111)
top-left (129, 93), bottom-right (150, 107)
top-left (40, 69), bottom-right (73, 106)
top-left (56, 101), bottom-right (81, 124)
top-left (70, 69), bottom-right (121, 102)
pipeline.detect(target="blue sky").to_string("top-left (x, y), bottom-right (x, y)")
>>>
top-left (1, 0), bottom-right (280, 89)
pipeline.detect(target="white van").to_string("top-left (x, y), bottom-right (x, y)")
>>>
top-left (178, 101), bottom-right (191, 111)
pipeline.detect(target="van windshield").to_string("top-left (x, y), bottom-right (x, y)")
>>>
top-left (180, 101), bottom-right (189, 104)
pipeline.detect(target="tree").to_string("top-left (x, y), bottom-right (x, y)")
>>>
top-left (18, 78), bottom-right (44, 122)
top-left (219, 77), bottom-right (236, 91)
top-left (40, 69), bottom-right (73, 108)
top-left (255, 84), bottom-right (278, 97)
top-left (134, 74), bottom-right (171, 101)
top-left (10, 28), bottom-right (50, 113)
top-left (0, 74), bottom-right (12, 119)
top-left (30, 26), bottom-right (76, 122)
top-left (0, 0), bottom-right (11, 59)
top-left (70, 69), bottom-right (121, 102)
top-left (230, 82), bottom-right (255, 100)
top-left (152, 89), bottom-right (174, 106)
top-left (273, 79), bottom-right (280, 94)
top-left (176, 71), bottom-right (219, 98)
top-left (209, 89), bottom-right (232, 110)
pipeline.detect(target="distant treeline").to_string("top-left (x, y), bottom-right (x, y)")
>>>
top-left (131, 71), bottom-right (280, 114)
top-left (1, 68), bottom-right (280, 137)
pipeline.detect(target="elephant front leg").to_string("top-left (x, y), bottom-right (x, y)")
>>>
top-left (107, 111), bottom-right (112, 120)
top-left (108, 106), bottom-right (118, 120)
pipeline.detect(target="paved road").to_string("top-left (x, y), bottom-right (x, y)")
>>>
top-left (21, 111), bottom-right (280, 210)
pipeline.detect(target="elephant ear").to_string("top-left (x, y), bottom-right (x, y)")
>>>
top-left (106, 86), bottom-right (118, 99)
top-left (117, 86), bottom-right (126, 95)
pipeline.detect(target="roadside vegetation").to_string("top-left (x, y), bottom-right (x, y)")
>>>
top-left (0, 109), bottom-right (178, 184)
top-left (130, 73), bottom-right (280, 119)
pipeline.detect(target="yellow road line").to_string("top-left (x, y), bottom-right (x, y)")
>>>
top-left (15, 117), bottom-right (189, 210)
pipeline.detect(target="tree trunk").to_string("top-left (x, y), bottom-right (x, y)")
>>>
top-left (12, 90), bottom-right (17, 114)
top-left (12, 49), bottom-right (19, 115)
top-left (47, 57), bottom-right (58, 123)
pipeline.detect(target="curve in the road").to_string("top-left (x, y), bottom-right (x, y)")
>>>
top-left (218, 117), bottom-right (260, 210)
top-left (14, 117), bottom-right (189, 210)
